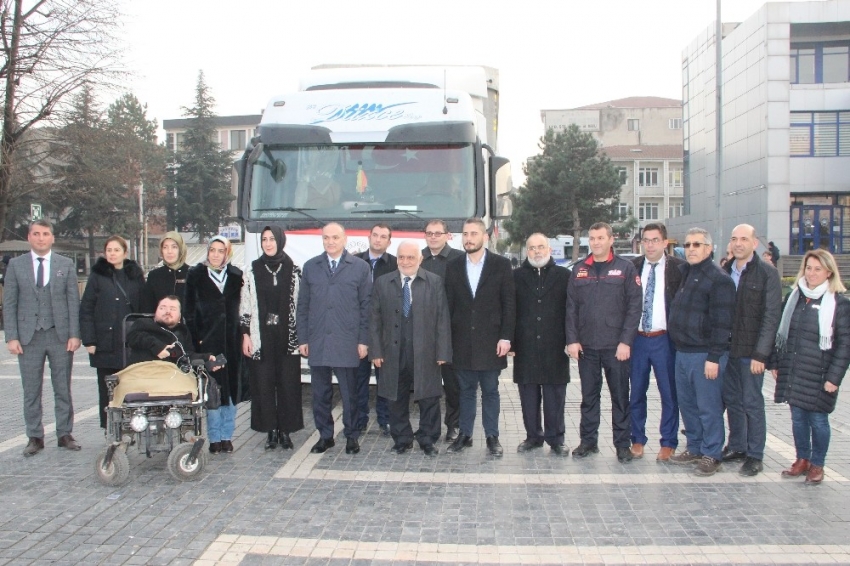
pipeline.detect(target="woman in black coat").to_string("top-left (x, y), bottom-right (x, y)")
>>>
top-left (140, 230), bottom-right (188, 313)
top-left (184, 236), bottom-right (244, 454)
top-left (772, 249), bottom-right (850, 484)
top-left (79, 235), bottom-right (145, 428)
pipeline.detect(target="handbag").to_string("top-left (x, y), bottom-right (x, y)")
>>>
top-left (205, 376), bottom-right (222, 410)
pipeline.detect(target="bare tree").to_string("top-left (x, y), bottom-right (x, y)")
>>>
top-left (0, 0), bottom-right (123, 240)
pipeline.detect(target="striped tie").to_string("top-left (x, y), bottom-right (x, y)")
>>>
top-left (402, 277), bottom-right (411, 318)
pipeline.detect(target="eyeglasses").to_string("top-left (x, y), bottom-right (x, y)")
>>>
top-left (424, 231), bottom-right (446, 237)
top-left (641, 238), bottom-right (662, 245)
top-left (683, 242), bottom-right (709, 249)
top-left (527, 245), bottom-right (547, 252)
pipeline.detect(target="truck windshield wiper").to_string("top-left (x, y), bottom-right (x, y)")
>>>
top-left (350, 208), bottom-right (424, 221)
top-left (252, 207), bottom-right (325, 225)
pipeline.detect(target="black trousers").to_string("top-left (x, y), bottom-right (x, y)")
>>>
top-left (577, 348), bottom-right (631, 448)
top-left (249, 350), bottom-right (303, 434)
top-left (389, 363), bottom-right (441, 447)
top-left (517, 382), bottom-right (567, 446)
top-left (97, 367), bottom-right (121, 429)
top-left (442, 363), bottom-right (460, 430)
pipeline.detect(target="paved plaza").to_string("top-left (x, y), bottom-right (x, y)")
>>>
top-left (1, 340), bottom-right (850, 565)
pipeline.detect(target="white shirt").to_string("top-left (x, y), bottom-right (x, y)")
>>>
top-left (640, 254), bottom-right (666, 332)
top-left (465, 250), bottom-right (486, 298)
top-left (31, 250), bottom-right (52, 287)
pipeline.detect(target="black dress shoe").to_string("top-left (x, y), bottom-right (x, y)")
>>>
top-left (23, 437), bottom-right (44, 457)
top-left (446, 433), bottom-right (473, 453)
top-left (486, 436), bottom-right (504, 457)
top-left (550, 444), bottom-right (570, 456)
top-left (265, 431), bottom-right (279, 450)
top-left (421, 444), bottom-right (438, 457)
top-left (517, 439), bottom-right (544, 453)
top-left (722, 447), bottom-right (747, 462)
top-left (379, 423), bottom-right (391, 437)
top-left (616, 446), bottom-right (633, 463)
top-left (445, 427), bottom-right (459, 443)
top-left (221, 440), bottom-right (234, 453)
top-left (572, 443), bottom-right (599, 458)
top-left (310, 438), bottom-right (335, 453)
top-left (57, 434), bottom-right (81, 451)
top-left (345, 437), bottom-right (360, 454)
top-left (391, 442), bottom-right (413, 455)
top-left (739, 456), bottom-right (763, 477)
top-left (279, 433), bottom-right (294, 450)
top-left (209, 442), bottom-right (222, 454)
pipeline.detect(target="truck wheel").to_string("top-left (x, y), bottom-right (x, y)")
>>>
top-left (166, 443), bottom-right (206, 482)
top-left (94, 447), bottom-right (130, 486)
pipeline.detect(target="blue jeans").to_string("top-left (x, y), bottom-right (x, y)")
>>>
top-left (675, 351), bottom-right (727, 460)
top-left (629, 334), bottom-right (678, 448)
top-left (207, 399), bottom-right (237, 442)
top-left (791, 405), bottom-right (831, 467)
top-left (456, 369), bottom-right (501, 438)
top-left (723, 357), bottom-right (766, 459)
top-left (355, 358), bottom-right (389, 427)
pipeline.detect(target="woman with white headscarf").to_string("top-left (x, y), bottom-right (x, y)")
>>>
top-left (772, 249), bottom-right (850, 484)
top-left (184, 236), bottom-right (245, 454)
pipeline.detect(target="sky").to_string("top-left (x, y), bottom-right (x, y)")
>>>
top-left (119, 0), bottom-right (814, 185)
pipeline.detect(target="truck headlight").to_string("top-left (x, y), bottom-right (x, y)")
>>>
top-left (164, 409), bottom-right (183, 429)
top-left (130, 411), bottom-right (149, 433)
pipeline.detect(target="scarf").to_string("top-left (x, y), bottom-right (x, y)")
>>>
top-left (776, 277), bottom-right (835, 351)
top-left (205, 235), bottom-right (231, 293)
top-left (260, 225), bottom-right (286, 267)
top-left (161, 231), bottom-right (187, 270)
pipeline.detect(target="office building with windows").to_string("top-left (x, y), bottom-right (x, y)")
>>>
top-left (669, 0), bottom-right (850, 256)
top-left (540, 97), bottom-right (684, 234)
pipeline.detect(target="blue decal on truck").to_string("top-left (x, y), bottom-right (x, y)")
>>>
top-left (310, 102), bottom-right (416, 124)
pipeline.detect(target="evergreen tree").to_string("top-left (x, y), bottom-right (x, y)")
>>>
top-left (504, 125), bottom-right (622, 261)
top-left (173, 71), bottom-right (233, 242)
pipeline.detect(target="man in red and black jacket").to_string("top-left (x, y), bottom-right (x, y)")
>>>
top-left (566, 222), bottom-right (642, 463)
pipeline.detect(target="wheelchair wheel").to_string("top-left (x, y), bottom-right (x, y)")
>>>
top-left (94, 446), bottom-right (130, 486)
top-left (166, 442), bottom-right (207, 482)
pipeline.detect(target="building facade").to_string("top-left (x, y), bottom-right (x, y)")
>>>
top-left (670, 0), bottom-right (850, 256)
top-left (541, 98), bottom-right (684, 235)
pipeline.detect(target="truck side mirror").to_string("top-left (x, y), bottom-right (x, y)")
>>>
top-left (489, 156), bottom-right (512, 219)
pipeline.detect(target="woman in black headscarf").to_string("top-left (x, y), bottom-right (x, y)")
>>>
top-left (239, 226), bottom-right (304, 450)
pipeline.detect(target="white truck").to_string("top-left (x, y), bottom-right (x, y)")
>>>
top-left (234, 65), bottom-right (512, 266)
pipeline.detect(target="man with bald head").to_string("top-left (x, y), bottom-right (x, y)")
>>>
top-left (370, 241), bottom-right (451, 456)
top-left (298, 222), bottom-right (372, 455)
top-left (721, 223), bottom-right (781, 476)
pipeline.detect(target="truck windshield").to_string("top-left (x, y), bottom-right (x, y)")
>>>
top-left (248, 143), bottom-right (475, 221)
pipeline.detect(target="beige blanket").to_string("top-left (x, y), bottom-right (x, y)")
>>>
top-left (109, 361), bottom-right (199, 407)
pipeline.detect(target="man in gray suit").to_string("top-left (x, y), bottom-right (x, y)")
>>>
top-left (370, 241), bottom-right (451, 457)
top-left (297, 222), bottom-right (372, 455)
top-left (5, 220), bottom-right (82, 456)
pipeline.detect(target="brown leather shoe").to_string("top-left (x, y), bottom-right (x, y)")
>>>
top-left (57, 435), bottom-right (81, 451)
top-left (630, 443), bottom-right (644, 459)
top-left (805, 465), bottom-right (824, 485)
top-left (23, 437), bottom-right (44, 457)
top-left (781, 458), bottom-right (811, 478)
top-left (656, 447), bottom-right (676, 462)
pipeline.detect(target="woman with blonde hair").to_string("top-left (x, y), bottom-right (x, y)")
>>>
top-left (141, 231), bottom-right (188, 312)
top-left (772, 249), bottom-right (850, 484)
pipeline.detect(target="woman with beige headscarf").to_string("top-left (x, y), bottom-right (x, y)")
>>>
top-left (140, 231), bottom-right (189, 313)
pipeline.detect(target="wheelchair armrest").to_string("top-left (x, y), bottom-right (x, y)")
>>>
top-left (106, 374), bottom-right (119, 401)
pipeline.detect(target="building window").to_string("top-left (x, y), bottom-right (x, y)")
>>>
top-left (616, 167), bottom-right (627, 185)
top-left (668, 118), bottom-right (682, 130)
top-left (668, 168), bottom-right (683, 187)
top-left (175, 132), bottom-right (185, 151)
top-left (627, 119), bottom-right (640, 131)
top-left (668, 202), bottom-right (684, 218)
top-left (790, 111), bottom-right (850, 157)
top-left (616, 202), bottom-right (629, 220)
top-left (230, 130), bottom-right (247, 151)
top-left (638, 167), bottom-right (659, 187)
top-left (166, 133), bottom-right (175, 151)
top-left (638, 202), bottom-right (659, 220)
top-left (791, 42), bottom-right (850, 84)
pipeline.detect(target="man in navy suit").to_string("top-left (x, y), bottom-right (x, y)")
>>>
top-left (444, 218), bottom-right (515, 457)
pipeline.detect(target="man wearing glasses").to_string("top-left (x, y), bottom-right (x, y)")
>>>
top-left (667, 228), bottom-right (736, 476)
top-left (629, 223), bottom-right (684, 462)
top-left (566, 222), bottom-right (642, 463)
top-left (420, 219), bottom-right (464, 442)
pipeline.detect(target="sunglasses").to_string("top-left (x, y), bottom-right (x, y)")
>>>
top-left (683, 242), bottom-right (709, 249)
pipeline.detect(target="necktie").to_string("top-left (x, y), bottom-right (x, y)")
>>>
top-left (36, 257), bottom-right (44, 288)
top-left (642, 263), bottom-right (657, 331)
top-left (330, 259), bottom-right (337, 274)
top-left (370, 258), bottom-right (378, 281)
top-left (402, 276), bottom-right (411, 318)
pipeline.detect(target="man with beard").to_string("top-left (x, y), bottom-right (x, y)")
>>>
top-left (128, 296), bottom-right (211, 366)
top-left (512, 234), bottom-right (571, 455)
top-left (444, 218), bottom-right (515, 456)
